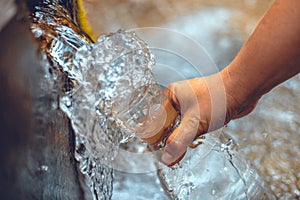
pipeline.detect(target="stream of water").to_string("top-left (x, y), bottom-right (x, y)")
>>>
top-left (30, 2), bottom-right (114, 199)
top-left (30, 3), bottom-right (166, 198)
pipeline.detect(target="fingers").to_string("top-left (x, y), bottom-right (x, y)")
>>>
top-left (163, 83), bottom-right (181, 111)
top-left (161, 113), bottom-right (200, 166)
top-left (158, 75), bottom-right (229, 166)
top-left (161, 80), bottom-right (202, 166)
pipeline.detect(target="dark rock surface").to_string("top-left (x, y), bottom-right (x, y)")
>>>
top-left (0, 6), bottom-right (84, 200)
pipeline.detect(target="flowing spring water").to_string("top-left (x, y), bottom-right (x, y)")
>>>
top-left (30, 2), bottom-right (163, 198)
top-left (67, 29), bottom-right (164, 157)
top-left (55, 29), bottom-right (163, 198)
top-left (29, 1), bottom-right (113, 199)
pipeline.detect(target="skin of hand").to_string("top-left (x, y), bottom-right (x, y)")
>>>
top-left (160, 0), bottom-right (300, 166)
top-left (160, 71), bottom-right (258, 166)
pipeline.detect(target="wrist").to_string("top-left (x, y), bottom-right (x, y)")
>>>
top-left (220, 65), bottom-right (261, 119)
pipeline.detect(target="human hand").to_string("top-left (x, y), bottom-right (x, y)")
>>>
top-left (159, 70), bottom-right (258, 166)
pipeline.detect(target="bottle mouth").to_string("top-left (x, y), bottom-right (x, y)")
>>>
top-left (136, 98), bottom-right (180, 148)
top-left (113, 80), bottom-right (179, 148)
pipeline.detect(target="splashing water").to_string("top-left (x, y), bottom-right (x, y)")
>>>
top-left (61, 30), bottom-right (165, 199)
top-left (29, 1), bottom-right (113, 199)
top-left (29, 2), bottom-right (274, 199)
top-left (65, 29), bottom-right (164, 157)
top-left (30, 2), bottom-right (162, 197)
top-left (29, 1), bottom-right (164, 199)
top-left (158, 132), bottom-right (273, 200)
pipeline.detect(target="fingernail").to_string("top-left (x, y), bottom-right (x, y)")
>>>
top-left (161, 151), bottom-right (174, 165)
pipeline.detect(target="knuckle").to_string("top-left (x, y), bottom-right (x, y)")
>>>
top-left (166, 139), bottom-right (185, 156)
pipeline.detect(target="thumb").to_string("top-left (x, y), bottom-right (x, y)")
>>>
top-left (161, 114), bottom-right (199, 166)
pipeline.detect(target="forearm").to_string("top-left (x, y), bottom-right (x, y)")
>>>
top-left (223, 0), bottom-right (300, 106)
top-left (159, 0), bottom-right (299, 165)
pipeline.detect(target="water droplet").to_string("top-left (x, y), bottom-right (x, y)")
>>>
top-left (38, 165), bottom-right (49, 172)
top-left (211, 189), bottom-right (216, 195)
top-left (262, 132), bottom-right (268, 138)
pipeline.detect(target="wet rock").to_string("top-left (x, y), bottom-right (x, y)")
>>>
top-left (0, 5), bottom-right (85, 200)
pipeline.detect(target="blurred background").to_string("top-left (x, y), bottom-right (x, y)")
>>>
top-left (83, 0), bottom-right (272, 68)
top-left (81, 0), bottom-right (300, 199)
